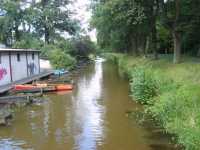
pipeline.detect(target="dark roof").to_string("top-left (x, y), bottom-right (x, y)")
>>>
top-left (0, 48), bottom-right (40, 52)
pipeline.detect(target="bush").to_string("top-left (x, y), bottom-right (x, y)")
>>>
top-left (49, 49), bottom-right (76, 70)
top-left (130, 66), bottom-right (159, 104)
top-left (70, 36), bottom-right (96, 59)
top-left (40, 44), bottom-right (58, 58)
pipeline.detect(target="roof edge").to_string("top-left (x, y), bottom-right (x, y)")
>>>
top-left (0, 48), bottom-right (40, 52)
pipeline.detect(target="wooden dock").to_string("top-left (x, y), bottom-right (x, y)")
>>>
top-left (0, 71), bottom-right (54, 94)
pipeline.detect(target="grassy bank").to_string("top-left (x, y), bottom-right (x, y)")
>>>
top-left (104, 53), bottom-right (200, 150)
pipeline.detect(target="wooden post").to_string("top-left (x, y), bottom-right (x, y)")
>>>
top-left (9, 52), bottom-right (13, 82)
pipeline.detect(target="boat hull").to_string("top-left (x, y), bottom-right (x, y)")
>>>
top-left (13, 84), bottom-right (73, 92)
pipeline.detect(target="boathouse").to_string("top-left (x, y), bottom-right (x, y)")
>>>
top-left (0, 48), bottom-right (40, 86)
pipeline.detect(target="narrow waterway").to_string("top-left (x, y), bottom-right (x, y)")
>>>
top-left (0, 60), bottom-right (176, 150)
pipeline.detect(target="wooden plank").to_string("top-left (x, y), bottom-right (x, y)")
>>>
top-left (0, 94), bottom-right (42, 104)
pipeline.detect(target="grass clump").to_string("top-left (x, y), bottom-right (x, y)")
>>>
top-left (150, 85), bottom-right (200, 150)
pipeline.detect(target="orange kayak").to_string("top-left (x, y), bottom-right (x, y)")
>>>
top-left (14, 84), bottom-right (73, 92)
top-left (55, 84), bottom-right (73, 91)
top-left (14, 85), bottom-right (38, 91)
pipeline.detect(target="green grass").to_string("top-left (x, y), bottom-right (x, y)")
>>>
top-left (105, 53), bottom-right (200, 84)
top-left (104, 53), bottom-right (200, 150)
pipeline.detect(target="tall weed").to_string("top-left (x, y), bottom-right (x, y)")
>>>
top-left (130, 66), bottom-right (159, 104)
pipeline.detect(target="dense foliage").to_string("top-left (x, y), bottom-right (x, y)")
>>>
top-left (0, 0), bottom-right (96, 69)
top-left (91, 0), bottom-right (200, 63)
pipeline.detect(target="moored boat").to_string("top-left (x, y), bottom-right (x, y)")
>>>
top-left (13, 83), bottom-right (73, 93)
top-left (55, 84), bottom-right (73, 91)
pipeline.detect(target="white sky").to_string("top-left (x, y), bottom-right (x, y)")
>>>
top-left (72, 0), bottom-right (97, 42)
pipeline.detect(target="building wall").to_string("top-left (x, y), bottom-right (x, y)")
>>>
top-left (0, 51), bottom-right (40, 86)
top-left (11, 52), bottom-right (28, 82)
top-left (0, 52), bottom-right (11, 85)
top-left (27, 52), bottom-right (40, 76)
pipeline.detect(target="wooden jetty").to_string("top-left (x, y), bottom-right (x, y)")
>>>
top-left (0, 71), bottom-right (54, 94)
top-left (0, 94), bottom-right (42, 105)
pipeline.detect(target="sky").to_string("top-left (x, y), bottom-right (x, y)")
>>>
top-left (72, 0), bottom-right (97, 42)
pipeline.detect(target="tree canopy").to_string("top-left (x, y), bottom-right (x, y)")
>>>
top-left (0, 0), bottom-right (79, 45)
top-left (91, 0), bottom-right (200, 63)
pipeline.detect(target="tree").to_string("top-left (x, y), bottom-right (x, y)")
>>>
top-left (30, 0), bottom-right (79, 43)
top-left (0, 0), bottom-right (26, 45)
top-left (161, 0), bottom-right (188, 63)
top-left (91, 0), bottom-right (148, 55)
top-left (92, 0), bottom-right (200, 63)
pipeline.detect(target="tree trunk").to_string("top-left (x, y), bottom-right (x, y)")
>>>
top-left (149, 0), bottom-right (158, 59)
top-left (173, 0), bottom-right (181, 63)
top-left (129, 34), bottom-right (139, 56)
top-left (145, 36), bottom-right (150, 57)
top-left (173, 31), bottom-right (181, 63)
top-left (134, 36), bottom-right (139, 56)
top-left (44, 26), bottom-right (50, 44)
top-left (14, 27), bottom-right (20, 41)
top-left (140, 35), bottom-right (146, 56)
top-left (42, 0), bottom-right (50, 44)
top-left (152, 17), bottom-right (158, 59)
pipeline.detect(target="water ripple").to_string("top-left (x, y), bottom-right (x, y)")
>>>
top-left (72, 60), bottom-right (105, 150)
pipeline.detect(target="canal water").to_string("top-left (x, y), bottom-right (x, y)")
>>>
top-left (0, 60), bottom-right (176, 150)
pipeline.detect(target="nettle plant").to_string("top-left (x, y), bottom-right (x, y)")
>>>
top-left (130, 66), bottom-right (159, 104)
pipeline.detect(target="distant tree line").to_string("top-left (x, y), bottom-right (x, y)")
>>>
top-left (91, 0), bottom-right (200, 63)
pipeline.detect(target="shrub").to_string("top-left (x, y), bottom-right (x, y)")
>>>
top-left (40, 44), bottom-right (58, 58)
top-left (69, 36), bottom-right (96, 59)
top-left (130, 66), bottom-right (159, 104)
top-left (49, 49), bottom-right (76, 70)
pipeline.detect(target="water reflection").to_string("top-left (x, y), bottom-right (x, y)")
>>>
top-left (0, 139), bottom-right (31, 150)
top-left (72, 60), bottom-right (105, 150)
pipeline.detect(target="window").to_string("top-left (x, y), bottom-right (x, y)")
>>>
top-left (32, 53), bottom-right (35, 60)
top-left (17, 53), bottom-right (20, 62)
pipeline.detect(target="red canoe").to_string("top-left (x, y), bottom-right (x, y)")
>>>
top-left (14, 85), bottom-right (38, 91)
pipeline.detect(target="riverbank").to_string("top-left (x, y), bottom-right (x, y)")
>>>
top-left (104, 53), bottom-right (200, 150)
